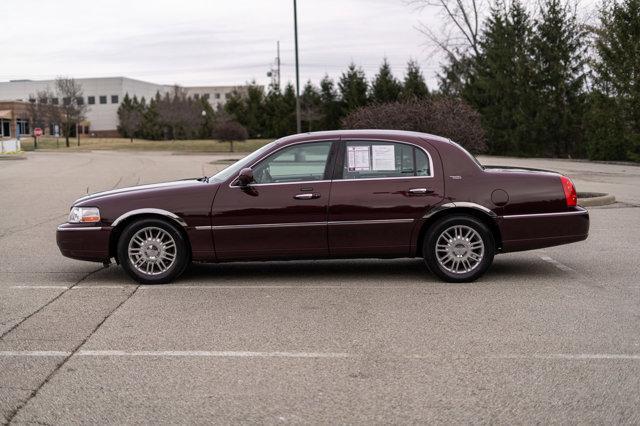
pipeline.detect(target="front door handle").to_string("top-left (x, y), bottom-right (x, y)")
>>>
top-left (408, 188), bottom-right (433, 195)
top-left (294, 193), bottom-right (320, 200)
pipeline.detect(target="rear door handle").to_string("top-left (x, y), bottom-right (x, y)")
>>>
top-left (408, 188), bottom-right (433, 195)
top-left (294, 193), bottom-right (320, 200)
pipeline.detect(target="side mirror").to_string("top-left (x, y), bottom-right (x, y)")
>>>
top-left (236, 168), bottom-right (254, 187)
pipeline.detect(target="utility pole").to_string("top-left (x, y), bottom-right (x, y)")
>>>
top-left (277, 41), bottom-right (281, 90)
top-left (293, 0), bottom-right (301, 133)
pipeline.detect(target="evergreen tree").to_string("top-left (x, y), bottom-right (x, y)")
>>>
top-left (371, 58), bottom-right (402, 103)
top-left (465, 1), bottom-right (536, 155)
top-left (530, 0), bottom-right (587, 157)
top-left (262, 86), bottom-right (284, 138)
top-left (401, 59), bottom-right (429, 100)
top-left (224, 82), bottom-right (266, 138)
top-left (437, 53), bottom-right (475, 97)
top-left (587, 0), bottom-right (640, 160)
top-left (141, 92), bottom-right (163, 140)
top-left (319, 75), bottom-right (342, 130)
top-left (301, 80), bottom-right (323, 132)
top-left (338, 63), bottom-right (368, 113)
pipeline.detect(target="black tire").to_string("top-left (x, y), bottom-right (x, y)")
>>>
top-left (423, 215), bottom-right (495, 283)
top-left (117, 218), bottom-right (189, 284)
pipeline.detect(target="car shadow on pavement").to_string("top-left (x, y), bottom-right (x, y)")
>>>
top-left (81, 255), bottom-right (562, 287)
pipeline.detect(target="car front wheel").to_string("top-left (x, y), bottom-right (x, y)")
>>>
top-left (117, 218), bottom-right (189, 284)
top-left (423, 215), bottom-right (495, 283)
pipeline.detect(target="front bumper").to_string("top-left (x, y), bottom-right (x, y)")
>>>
top-left (56, 223), bottom-right (111, 262)
top-left (498, 206), bottom-right (590, 252)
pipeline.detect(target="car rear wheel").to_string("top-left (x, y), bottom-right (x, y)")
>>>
top-left (117, 218), bottom-right (189, 284)
top-left (423, 215), bottom-right (495, 283)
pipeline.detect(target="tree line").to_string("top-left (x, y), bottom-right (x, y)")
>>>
top-left (423, 0), bottom-right (640, 161)
top-left (116, 58), bottom-right (434, 144)
top-left (116, 0), bottom-right (639, 161)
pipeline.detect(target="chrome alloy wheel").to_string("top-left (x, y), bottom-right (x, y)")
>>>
top-left (435, 225), bottom-right (484, 274)
top-left (127, 226), bottom-right (177, 276)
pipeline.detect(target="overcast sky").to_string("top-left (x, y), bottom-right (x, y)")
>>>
top-left (1, 0), bottom-right (449, 88)
top-left (1, 0), bottom-right (599, 90)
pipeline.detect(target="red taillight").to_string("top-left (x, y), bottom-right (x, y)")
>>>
top-left (560, 176), bottom-right (577, 207)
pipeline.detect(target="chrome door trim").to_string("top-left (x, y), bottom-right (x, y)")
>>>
top-left (210, 221), bottom-right (326, 231)
top-left (502, 208), bottom-right (588, 219)
top-left (201, 218), bottom-right (415, 231)
top-left (328, 218), bottom-right (414, 226)
top-left (111, 209), bottom-right (188, 228)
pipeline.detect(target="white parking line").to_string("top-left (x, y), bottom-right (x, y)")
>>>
top-left (539, 255), bottom-right (575, 272)
top-left (9, 285), bottom-right (130, 290)
top-left (77, 350), bottom-right (354, 358)
top-left (139, 285), bottom-right (431, 290)
top-left (0, 351), bottom-right (69, 357)
top-left (73, 285), bottom-right (130, 289)
top-left (1, 350), bottom-right (639, 360)
top-left (9, 285), bottom-right (69, 289)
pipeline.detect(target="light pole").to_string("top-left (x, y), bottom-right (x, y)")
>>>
top-left (293, 0), bottom-right (301, 133)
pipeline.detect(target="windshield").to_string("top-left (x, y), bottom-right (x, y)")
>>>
top-left (210, 141), bottom-right (277, 182)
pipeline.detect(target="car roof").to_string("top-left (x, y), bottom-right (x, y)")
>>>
top-left (276, 129), bottom-right (451, 146)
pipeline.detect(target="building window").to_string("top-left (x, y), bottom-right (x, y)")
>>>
top-left (203, 93), bottom-right (210, 100)
top-left (225, 93), bottom-right (231, 99)
top-left (193, 93), bottom-right (200, 99)
top-left (52, 98), bottom-right (59, 105)
top-left (99, 96), bottom-right (107, 104)
top-left (88, 96), bottom-right (95, 105)
top-left (111, 95), bottom-right (119, 104)
top-left (1, 119), bottom-right (10, 137)
top-left (63, 97), bottom-right (71, 106)
top-left (16, 119), bottom-right (30, 136)
top-left (77, 97), bottom-right (84, 105)
top-left (215, 93), bottom-right (220, 99)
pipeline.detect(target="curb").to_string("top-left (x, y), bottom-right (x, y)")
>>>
top-left (578, 193), bottom-right (616, 207)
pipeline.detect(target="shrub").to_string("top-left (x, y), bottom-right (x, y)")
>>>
top-left (342, 98), bottom-right (487, 153)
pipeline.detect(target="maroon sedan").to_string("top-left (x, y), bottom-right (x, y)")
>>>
top-left (57, 130), bottom-right (589, 284)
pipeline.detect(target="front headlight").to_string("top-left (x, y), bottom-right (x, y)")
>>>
top-left (68, 207), bottom-right (101, 223)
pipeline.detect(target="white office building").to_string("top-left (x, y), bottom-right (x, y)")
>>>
top-left (0, 77), bottom-right (241, 136)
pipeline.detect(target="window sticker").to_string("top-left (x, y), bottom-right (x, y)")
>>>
top-left (347, 146), bottom-right (371, 171)
top-left (371, 145), bottom-right (395, 170)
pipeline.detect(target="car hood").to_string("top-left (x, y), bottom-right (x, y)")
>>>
top-left (73, 178), bottom-right (211, 205)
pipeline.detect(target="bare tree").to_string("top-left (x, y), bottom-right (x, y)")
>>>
top-left (27, 90), bottom-right (52, 149)
top-left (408, 0), bottom-right (486, 59)
top-left (55, 77), bottom-right (88, 147)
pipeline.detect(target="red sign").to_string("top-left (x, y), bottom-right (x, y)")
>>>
top-left (34, 128), bottom-right (43, 137)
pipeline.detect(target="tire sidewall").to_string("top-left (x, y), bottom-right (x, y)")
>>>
top-left (423, 215), bottom-right (495, 283)
top-left (117, 218), bottom-right (188, 284)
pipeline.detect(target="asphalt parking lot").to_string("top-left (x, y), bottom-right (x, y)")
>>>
top-left (1, 150), bottom-right (639, 424)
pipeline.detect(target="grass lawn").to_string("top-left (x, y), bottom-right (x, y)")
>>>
top-left (20, 137), bottom-right (272, 153)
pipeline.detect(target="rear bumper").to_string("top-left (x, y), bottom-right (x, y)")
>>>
top-left (56, 224), bottom-right (111, 262)
top-left (498, 207), bottom-right (589, 252)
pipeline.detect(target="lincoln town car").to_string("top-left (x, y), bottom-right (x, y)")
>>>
top-left (57, 130), bottom-right (589, 283)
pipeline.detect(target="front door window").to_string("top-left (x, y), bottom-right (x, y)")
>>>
top-left (252, 141), bottom-right (332, 184)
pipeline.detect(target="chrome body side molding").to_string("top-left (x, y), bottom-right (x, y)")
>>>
top-left (423, 202), bottom-right (497, 219)
top-left (57, 226), bottom-right (104, 231)
top-left (111, 208), bottom-right (188, 228)
top-left (501, 207), bottom-right (588, 219)
top-left (196, 218), bottom-right (415, 231)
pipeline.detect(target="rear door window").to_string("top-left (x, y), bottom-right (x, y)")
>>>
top-left (341, 141), bottom-right (431, 179)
